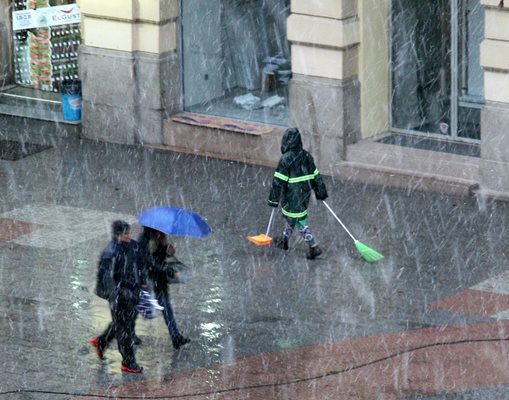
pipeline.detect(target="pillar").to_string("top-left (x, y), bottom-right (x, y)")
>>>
top-left (78, 0), bottom-right (179, 144)
top-left (287, 0), bottom-right (360, 170)
top-left (0, 0), bottom-right (11, 85)
top-left (479, 0), bottom-right (509, 193)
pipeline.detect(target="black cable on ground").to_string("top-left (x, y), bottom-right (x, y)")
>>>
top-left (1, 336), bottom-right (508, 399)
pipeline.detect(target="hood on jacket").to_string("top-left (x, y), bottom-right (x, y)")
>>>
top-left (281, 128), bottom-right (303, 154)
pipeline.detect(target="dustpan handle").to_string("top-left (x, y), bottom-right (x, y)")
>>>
top-left (265, 208), bottom-right (275, 237)
top-left (322, 201), bottom-right (357, 243)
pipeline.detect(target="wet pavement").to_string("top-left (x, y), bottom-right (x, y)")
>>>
top-left (1, 117), bottom-right (509, 399)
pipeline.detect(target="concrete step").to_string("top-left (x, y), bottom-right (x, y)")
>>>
top-left (335, 140), bottom-right (480, 196)
top-left (0, 112), bottom-right (81, 140)
top-left (0, 91), bottom-right (80, 125)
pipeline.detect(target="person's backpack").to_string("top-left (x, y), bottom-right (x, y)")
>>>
top-left (95, 246), bottom-right (116, 300)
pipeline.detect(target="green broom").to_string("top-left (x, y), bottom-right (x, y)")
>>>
top-left (323, 201), bottom-right (384, 263)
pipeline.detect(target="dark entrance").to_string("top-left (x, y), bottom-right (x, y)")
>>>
top-left (181, 0), bottom-right (291, 126)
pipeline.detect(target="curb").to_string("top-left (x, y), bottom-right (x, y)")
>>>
top-left (335, 161), bottom-right (480, 197)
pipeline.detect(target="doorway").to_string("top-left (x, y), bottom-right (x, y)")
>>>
top-left (180, 0), bottom-right (291, 127)
top-left (390, 0), bottom-right (484, 141)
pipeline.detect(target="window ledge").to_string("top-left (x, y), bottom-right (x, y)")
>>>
top-left (171, 112), bottom-right (279, 136)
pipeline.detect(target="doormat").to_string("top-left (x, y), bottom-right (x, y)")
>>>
top-left (377, 133), bottom-right (480, 158)
top-left (171, 112), bottom-right (274, 136)
top-left (0, 140), bottom-right (53, 161)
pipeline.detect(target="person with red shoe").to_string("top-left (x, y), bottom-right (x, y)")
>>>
top-left (90, 220), bottom-right (147, 373)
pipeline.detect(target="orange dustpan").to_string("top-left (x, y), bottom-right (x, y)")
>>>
top-left (247, 209), bottom-right (275, 246)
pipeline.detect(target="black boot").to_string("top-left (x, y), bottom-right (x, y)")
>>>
top-left (307, 245), bottom-right (322, 260)
top-left (274, 236), bottom-right (289, 250)
top-left (172, 335), bottom-right (191, 350)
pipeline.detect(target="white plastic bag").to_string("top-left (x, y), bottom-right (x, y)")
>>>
top-left (136, 290), bottom-right (164, 319)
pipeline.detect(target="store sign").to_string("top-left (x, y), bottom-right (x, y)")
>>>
top-left (12, 5), bottom-right (81, 31)
top-left (12, 10), bottom-right (35, 30)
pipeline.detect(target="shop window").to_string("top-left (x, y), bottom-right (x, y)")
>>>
top-left (181, 0), bottom-right (291, 127)
top-left (11, 0), bottom-right (81, 92)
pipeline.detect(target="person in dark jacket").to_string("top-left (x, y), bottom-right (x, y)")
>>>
top-left (268, 127), bottom-right (328, 259)
top-left (138, 227), bottom-right (190, 350)
top-left (90, 220), bottom-right (147, 373)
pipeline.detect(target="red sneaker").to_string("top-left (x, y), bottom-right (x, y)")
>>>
top-left (121, 363), bottom-right (143, 373)
top-left (89, 337), bottom-right (105, 360)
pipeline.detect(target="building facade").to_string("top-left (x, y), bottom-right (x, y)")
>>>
top-left (1, 0), bottom-right (509, 195)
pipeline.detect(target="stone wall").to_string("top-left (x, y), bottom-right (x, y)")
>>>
top-left (78, 0), bottom-right (180, 145)
top-left (287, 0), bottom-right (360, 171)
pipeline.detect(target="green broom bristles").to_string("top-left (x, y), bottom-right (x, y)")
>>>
top-left (354, 240), bottom-right (384, 263)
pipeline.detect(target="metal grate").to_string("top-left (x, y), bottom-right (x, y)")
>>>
top-left (0, 140), bottom-right (52, 161)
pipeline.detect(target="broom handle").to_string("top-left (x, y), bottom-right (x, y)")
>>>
top-left (322, 201), bottom-right (357, 243)
top-left (265, 208), bottom-right (275, 237)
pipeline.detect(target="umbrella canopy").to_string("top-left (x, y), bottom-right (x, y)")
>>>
top-left (138, 206), bottom-right (212, 238)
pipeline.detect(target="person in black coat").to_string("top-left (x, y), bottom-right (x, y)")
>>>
top-left (90, 220), bottom-right (147, 373)
top-left (268, 127), bottom-right (328, 259)
top-left (138, 227), bottom-right (190, 350)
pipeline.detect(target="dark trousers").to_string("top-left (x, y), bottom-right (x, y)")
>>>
top-left (99, 291), bottom-right (138, 366)
top-left (283, 216), bottom-right (317, 247)
top-left (97, 321), bottom-right (115, 345)
top-left (97, 298), bottom-right (116, 347)
top-left (155, 290), bottom-right (181, 340)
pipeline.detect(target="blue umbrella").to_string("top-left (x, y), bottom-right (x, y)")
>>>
top-left (138, 206), bottom-right (212, 238)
